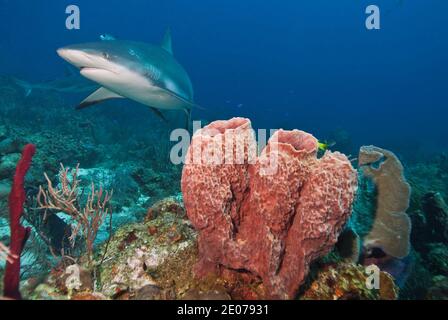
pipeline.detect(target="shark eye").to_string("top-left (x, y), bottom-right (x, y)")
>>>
top-left (102, 52), bottom-right (110, 60)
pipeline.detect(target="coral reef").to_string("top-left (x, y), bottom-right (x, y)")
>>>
top-left (29, 197), bottom-right (199, 300)
top-left (181, 117), bottom-right (358, 299)
top-left (400, 161), bottom-right (448, 299)
top-left (3, 144), bottom-right (35, 299)
top-left (421, 192), bottom-right (448, 243)
top-left (399, 250), bottom-right (433, 299)
top-left (1, 75), bottom-right (447, 300)
top-left (426, 243), bottom-right (448, 276)
top-left (427, 275), bottom-right (448, 300)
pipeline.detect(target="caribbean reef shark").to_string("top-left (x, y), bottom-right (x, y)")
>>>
top-left (57, 30), bottom-right (197, 126)
top-left (13, 69), bottom-right (99, 97)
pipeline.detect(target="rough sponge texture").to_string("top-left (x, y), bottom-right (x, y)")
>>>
top-left (181, 118), bottom-right (358, 299)
top-left (358, 145), bottom-right (412, 259)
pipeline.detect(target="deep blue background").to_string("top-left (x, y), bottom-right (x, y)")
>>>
top-left (0, 0), bottom-right (447, 156)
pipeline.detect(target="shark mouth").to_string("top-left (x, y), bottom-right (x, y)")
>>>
top-left (80, 67), bottom-right (119, 75)
top-left (80, 67), bottom-right (98, 71)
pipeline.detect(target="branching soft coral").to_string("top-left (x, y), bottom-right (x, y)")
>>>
top-left (37, 164), bottom-right (113, 268)
top-left (0, 242), bottom-right (17, 264)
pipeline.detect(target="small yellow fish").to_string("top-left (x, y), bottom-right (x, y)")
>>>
top-left (318, 142), bottom-right (328, 151)
top-left (318, 141), bottom-right (335, 151)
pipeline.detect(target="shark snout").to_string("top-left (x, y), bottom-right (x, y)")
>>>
top-left (57, 48), bottom-right (96, 69)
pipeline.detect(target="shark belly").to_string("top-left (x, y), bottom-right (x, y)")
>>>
top-left (81, 66), bottom-right (189, 111)
top-left (109, 82), bottom-right (189, 111)
top-left (135, 86), bottom-right (190, 110)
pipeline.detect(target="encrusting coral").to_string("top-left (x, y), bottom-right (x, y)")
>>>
top-left (181, 117), bottom-right (358, 299)
top-left (301, 262), bottom-right (398, 300)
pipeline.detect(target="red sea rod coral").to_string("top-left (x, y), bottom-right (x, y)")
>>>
top-left (3, 144), bottom-right (36, 299)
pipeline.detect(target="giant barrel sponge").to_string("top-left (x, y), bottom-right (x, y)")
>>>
top-left (181, 118), bottom-right (358, 299)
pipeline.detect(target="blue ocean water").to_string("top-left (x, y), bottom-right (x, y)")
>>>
top-left (1, 0), bottom-right (447, 158)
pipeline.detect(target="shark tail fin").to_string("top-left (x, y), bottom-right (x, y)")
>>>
top-left (13, 78), bottom-right (33, 97)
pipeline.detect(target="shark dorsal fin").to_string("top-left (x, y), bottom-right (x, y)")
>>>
top-left (161, 28), bottom-right (173, 55)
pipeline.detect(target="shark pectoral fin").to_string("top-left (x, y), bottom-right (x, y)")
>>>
top-left (149, 107), bottom-right (168, 122)
top-left (77, 87), bottom-right (124, 110)
top-left (161, 28), bottom-right (173, 55)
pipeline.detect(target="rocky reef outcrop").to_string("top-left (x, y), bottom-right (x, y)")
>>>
top-left (28, 197), bottom-right (199, 300)
top-left (302, 262), bottom-right (398, 300)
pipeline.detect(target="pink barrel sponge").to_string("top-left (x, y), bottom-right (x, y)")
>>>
top-left (181, 118), bottom-right (358, 299)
